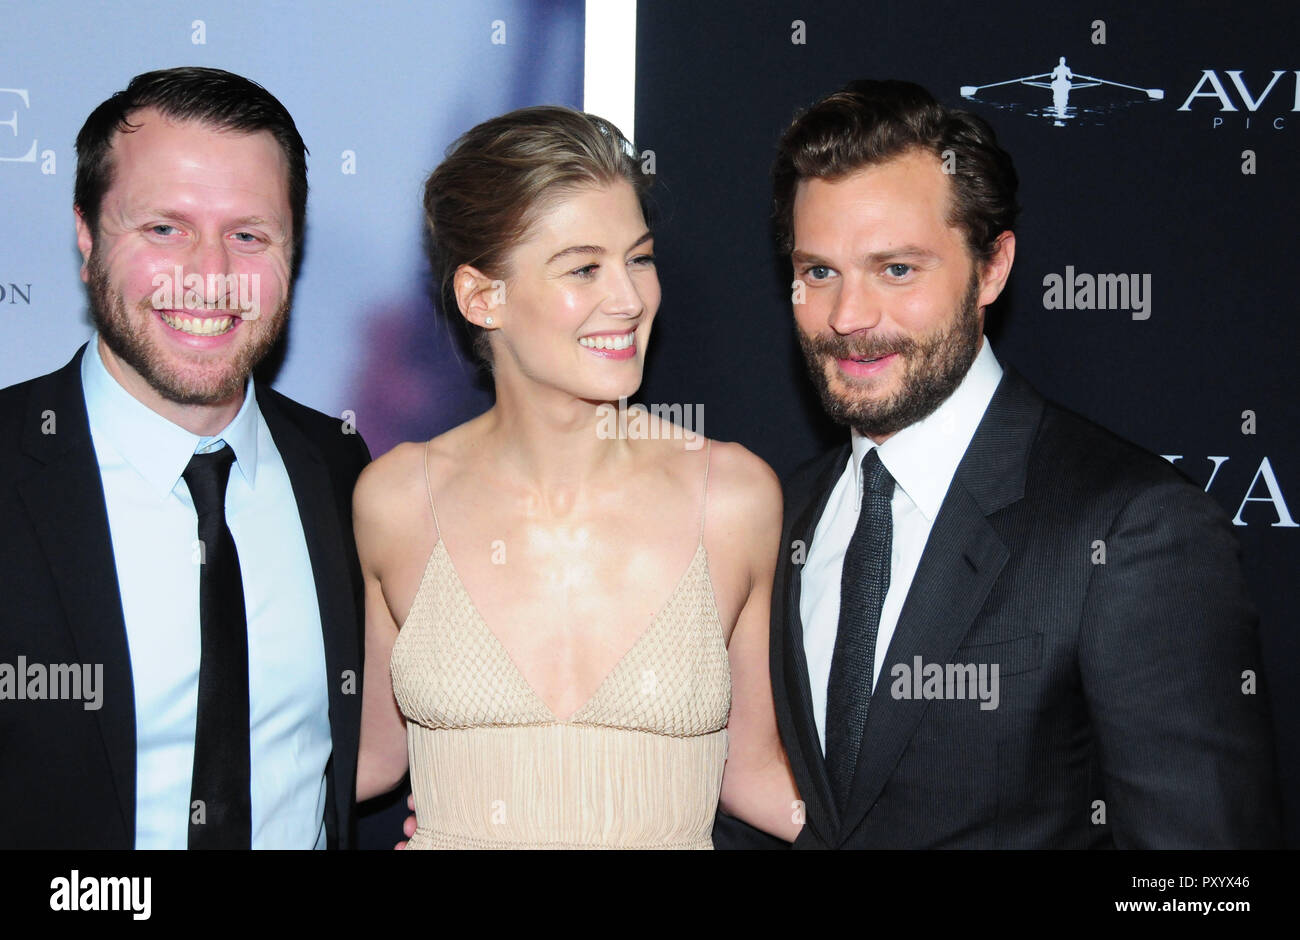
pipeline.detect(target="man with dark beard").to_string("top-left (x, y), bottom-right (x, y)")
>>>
top-left (0, 68), bottom-right (370, 849)
top-left (715, 79), bottom-right (1280, 848)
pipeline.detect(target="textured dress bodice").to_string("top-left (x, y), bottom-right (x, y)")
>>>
top-left (390, 441), bottom-right (730, 849)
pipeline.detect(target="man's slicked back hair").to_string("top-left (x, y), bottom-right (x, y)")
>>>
top-left (773, 79), bottom-right (1019, 264)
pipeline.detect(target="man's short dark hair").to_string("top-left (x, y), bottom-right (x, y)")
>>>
top-left (74, 67), bottom-right (309, 265)
top-left (772, 79), bottom-right (1019, 264)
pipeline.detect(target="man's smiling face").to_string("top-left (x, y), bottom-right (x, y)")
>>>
top-left (76, 108), bottom-right (294, 411)
top-left (790, 147), bottom-right (1011, 441)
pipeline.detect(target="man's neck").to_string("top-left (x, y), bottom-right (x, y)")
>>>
top-left (862, 334), bottom-right (991, 448)
top-left (96, 336), bottom-right (243, 437)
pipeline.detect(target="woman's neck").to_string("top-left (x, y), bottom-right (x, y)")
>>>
top-left (483, 378), bottom-right (636, 497)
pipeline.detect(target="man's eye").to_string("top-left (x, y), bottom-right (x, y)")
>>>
top-left (232, 232), bottom-right (259, 243)
top-left (806, 265), bottom-right (832, 280)
top-left (885, 263), bottom-right (912, 278)
top-left (150, 224), bottom-right (178, 236)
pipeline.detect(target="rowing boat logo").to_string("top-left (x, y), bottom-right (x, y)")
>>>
top-left (960, 58), bottom-right (1164, 127)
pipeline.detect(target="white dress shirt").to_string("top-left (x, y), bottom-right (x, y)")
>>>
top-left (81, 336), bottom-right (332, 848)
top-left (800, 337), bottom-right (1003, 754)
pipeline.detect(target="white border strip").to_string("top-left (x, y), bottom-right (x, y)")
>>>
top-left (583, 0), bottom-right (638, 142)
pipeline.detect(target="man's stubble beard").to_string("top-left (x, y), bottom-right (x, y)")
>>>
top-left (797, 269), bottom-right (983, 439)
top-left (87, 250), bottom-right (290, 407)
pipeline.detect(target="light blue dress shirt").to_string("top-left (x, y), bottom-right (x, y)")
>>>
top-left (801, 337), bottom-right (1004, 754)
top-left (81, 337), bottom-right (332, 849)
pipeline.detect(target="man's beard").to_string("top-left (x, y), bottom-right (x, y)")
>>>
top-left (797, 271), bottom-right (983, 439)
top-left (87, 252), bottom-right (288, 407)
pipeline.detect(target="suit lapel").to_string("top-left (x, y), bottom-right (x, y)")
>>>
top-left (777, 443), bottom-right (851, 840)
top-left (835, 368), bottom-right (1044, 843)
top-left (16, 346), bottom-right (136, 840)
top-left (836, 484), bottom-right (1008, 840)
top-left (255, 388), bottom-right (358, 848)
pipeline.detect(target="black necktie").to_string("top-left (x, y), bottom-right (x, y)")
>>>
top-left (183, 446), bottom-right (252, 849)
top-left (825, 447), bottom-right (895, 811)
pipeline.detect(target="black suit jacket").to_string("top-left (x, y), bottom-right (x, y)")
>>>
top-left (0, 346), bottom-right (370, 849)
top-left (717, 366), bottom-right (1280, 848)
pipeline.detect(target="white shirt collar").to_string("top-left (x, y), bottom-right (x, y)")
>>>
top-left (81, 335), bottom-right (261, 501)
top-left (850, 336), bottom-right (1003, 520)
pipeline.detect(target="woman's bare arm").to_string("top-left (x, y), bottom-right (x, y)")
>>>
top-left (716, 447), bottom-right (802, 841)
top-left (353, 454), bottom-right (413, 803)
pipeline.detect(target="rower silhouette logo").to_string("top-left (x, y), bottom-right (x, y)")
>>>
top-left (961, 58), bottom-right (1164, 126)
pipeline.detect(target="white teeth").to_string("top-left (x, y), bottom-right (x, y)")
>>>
top-left (579, 333), bottom-right (634, 351)
top-left (160, 311), bottom-right (236, 336)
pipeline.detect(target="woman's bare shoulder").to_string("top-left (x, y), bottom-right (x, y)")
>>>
top-left (354, 441), bottom-right (426, 516)
top-left (704, 439), bottom-right (781, 510)
top-left (421, 416), bottom-right (489, 481)
top-left (351, 443), bottom-right (432, 576)
top-left (683, 437), bottom-right (783, 547)
top-left (356, 417), bottom-right (489, 510)
top-left (691, 439), bottom-right (783, 602)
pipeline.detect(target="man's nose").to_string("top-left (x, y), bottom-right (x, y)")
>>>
top-left (827, 274), bottom-right (884, 335)
top-left (188, 236), bottom-right (233, 307)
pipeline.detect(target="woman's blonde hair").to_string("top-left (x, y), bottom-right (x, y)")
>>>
top-left (422, 105), bottom-right (649, 368)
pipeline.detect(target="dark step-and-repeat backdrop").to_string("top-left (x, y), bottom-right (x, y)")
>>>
top-left (634, 0), bottom-right (1298, 846)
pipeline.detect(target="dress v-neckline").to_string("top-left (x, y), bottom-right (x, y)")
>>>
top-left (421, 537), bottom-right (710, 724)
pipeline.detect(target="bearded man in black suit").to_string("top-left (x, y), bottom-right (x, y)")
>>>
top-left (715, 79), bottom-right (1279, 849)
top-left (0, 68), bottom-right (368, 848)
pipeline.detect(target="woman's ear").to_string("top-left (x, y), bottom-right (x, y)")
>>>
top-left (453, 264), bottom-right (505, 328)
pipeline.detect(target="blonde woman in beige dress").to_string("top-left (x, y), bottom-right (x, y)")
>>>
top-left (354, 106), bottom-right (801, 848)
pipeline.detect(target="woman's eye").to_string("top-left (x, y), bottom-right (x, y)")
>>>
top-left (630, 254), bottom-right (655, 267)
top-left (572, 264), bottom-right (598, 278)
top-left (885, 263), bottom-right (912, 278)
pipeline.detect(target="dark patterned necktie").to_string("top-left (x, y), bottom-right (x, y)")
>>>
top-left (825, 447), bottom-right (895, 812)
top-left (183, 446), bottom-right (252, 849)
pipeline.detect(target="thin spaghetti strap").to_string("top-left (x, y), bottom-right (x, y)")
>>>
top-left (422, 438), bottom-right (443, 543)
top-left (697, 438), bottom-right (712, 547)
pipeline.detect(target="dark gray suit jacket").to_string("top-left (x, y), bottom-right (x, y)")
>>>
top-left (0, 346), bottom-right (370, 848)
top-left (717, 367), bottom-right (1280, 848)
